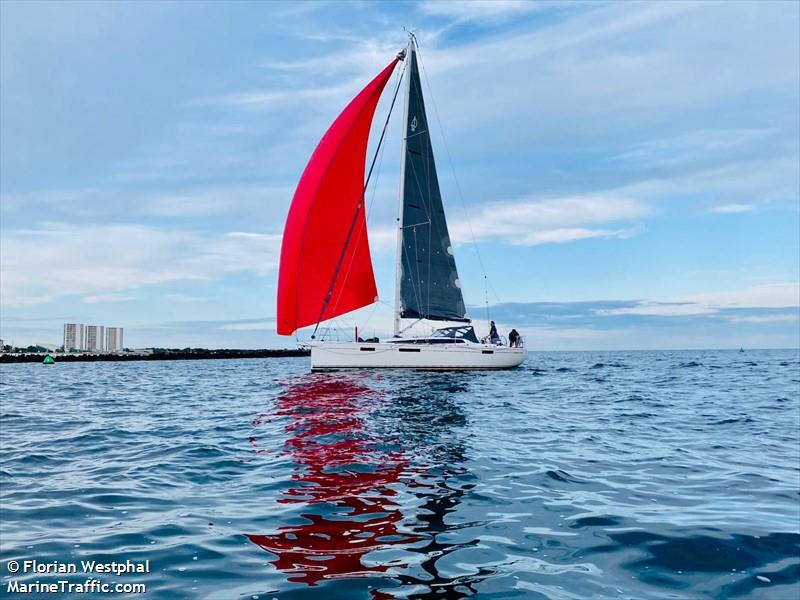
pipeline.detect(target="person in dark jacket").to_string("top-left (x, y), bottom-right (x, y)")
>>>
top-left (509, 329), bottom-right (520, 347)
top-left (489, 321), bottom-right (499, 344)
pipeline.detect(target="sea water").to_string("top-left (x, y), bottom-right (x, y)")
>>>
top-left (1, 349), bottom-right (798, 599)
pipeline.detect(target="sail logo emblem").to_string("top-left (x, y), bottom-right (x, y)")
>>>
top-left (410, 116), bottom-right (418, 132)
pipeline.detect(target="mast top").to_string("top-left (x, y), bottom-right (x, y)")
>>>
top-left (402, 28), bottom-right (418, 50)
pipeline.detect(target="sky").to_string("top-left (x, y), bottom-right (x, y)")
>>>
top-left (1, 0), bottom-right (798, 350)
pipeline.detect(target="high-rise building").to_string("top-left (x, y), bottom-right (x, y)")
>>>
top-left (63, 323), bottom-right (85, 351)
top-left (85, 325), bottom-right (105, 352)
top-left (106, 327), bottom-right (124, 352)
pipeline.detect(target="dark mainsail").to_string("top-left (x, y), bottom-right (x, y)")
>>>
top-left (397, 44), bottom-right (468, 325)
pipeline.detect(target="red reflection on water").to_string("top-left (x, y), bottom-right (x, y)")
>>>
top-left (246, 375), bottom-right (420, 587)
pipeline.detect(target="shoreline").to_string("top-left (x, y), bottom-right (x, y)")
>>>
top-left (0, 349), bottom-right (309, 364)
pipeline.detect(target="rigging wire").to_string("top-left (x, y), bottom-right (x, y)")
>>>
top-left (416, 49), bottom-right (501, 324)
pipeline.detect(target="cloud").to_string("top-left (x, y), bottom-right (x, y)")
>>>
top-left (367, 225), bottom-right (398, 254)
top-left (726, 313), bottom-right (798, 324)
top-left (197, 33), bottom-right (410, 112)
top-left (710, 203), bottom-right (756, 214)
top-left (1, 185), bottom-right (293, 223)
top-left (164, 293), bottom-right (207, 303)
top-left (147, 188), bottom-right (287, 217)
top-left (419, 0), bottom-right (539, 23)
top-left (610, 129), bottom-right (777, 167)
top-left (0, 190), bottom-right (653, 315)
top-left (1, 224), bottom-right (281, 307)
top-left (82, 294), bottom-right (135, 304)
top-left (365, 195), bottom-right (649, 250)
top-left (614, 154), bottom-right (798, 212)
top-left (219, 320), bottom-right (276, 331)
top-left (595, 302), bottom-right (718, 317)
top-left (484, 299), bottom-right (799, 349)
top-left (30, 1), bottom-right (791, 226)
top-left (188, 1), bottom-right (739, 172)
top-left (682, 282), bottom-right (799, 308)
top-left (405, 2), bottom-right (798, 213)
top-left (200, 81), bottom-right (358, 110)
top-left (448, 196), bottom-right (650, 246)
top-left (257, 37), bottom-right (407, 76)
top-left (593, 283), bottom-right (800, 319)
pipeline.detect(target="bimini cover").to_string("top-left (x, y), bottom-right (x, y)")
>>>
top-left (277, 59), bottom-right (399, 336)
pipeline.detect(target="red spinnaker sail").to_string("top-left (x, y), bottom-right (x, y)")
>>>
top-left (277, 59), bottom-right (399, 336)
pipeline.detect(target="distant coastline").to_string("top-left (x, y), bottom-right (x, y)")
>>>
top-left (0, 348), bottom-right (309, 364)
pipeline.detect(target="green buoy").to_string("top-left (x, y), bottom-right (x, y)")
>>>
top-left (43, 355), bottom-right (55, 365)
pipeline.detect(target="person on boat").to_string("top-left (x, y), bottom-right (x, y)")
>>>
top-left (489, 321), bottom-right (500, 345)
top-left (509, 329), bottom-right (520, 347)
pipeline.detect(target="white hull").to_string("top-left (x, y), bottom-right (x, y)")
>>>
top-left (310, 341), bottom-right (526, 371)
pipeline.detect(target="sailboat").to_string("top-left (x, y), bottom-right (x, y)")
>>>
top-left (277, 36), bottom-right (526, 370)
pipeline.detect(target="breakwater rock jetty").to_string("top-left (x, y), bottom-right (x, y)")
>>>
top-left (0, 348), bottom-right (309, 364)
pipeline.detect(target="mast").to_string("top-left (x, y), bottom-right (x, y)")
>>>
top-left (394, 37), bottom-right (414, 337)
